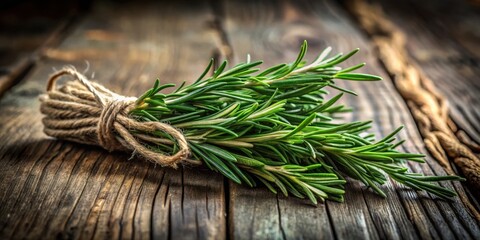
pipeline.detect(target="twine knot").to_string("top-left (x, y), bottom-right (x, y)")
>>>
top-left (39, 67), bottom-right (190, 168)
top-left (97, 97), bottom-right (135, 152)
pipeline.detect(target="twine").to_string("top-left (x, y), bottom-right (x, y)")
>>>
top-left (39, 67), bottom-right (190, 168)
top-left (348, 0), bottom-right (480, 220)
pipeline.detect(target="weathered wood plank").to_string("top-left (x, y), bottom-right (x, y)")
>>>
top-left (0, 1), bottom-right (227, 239)
top-left (373, 0), bottom-right (480, 146)
top-left (0, 0), bottom-right (77, 96)
top-left (222, 0), bottom-right (480, 239)
top-left (344, 0), bottom-right (480, 220)
top-left (1, 0), bottom-right (479, 239)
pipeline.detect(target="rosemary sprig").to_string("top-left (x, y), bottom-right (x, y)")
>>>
top-left (130, 41), bottom-right (462, 203)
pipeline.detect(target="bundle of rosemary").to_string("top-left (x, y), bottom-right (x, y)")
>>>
top-left (42, 41), bottom-right (462, 204)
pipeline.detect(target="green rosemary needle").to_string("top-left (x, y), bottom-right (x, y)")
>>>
top-left (130, 41), bottom-right (463, 204)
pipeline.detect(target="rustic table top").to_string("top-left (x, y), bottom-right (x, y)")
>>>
top-left (0, 0), bottom-right (479, 239)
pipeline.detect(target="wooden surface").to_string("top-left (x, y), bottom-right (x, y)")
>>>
top-left (375, 0), bottom-right (480, 155)
top-left (0, 0), bottom-right (77, 96)
top-left (0, 0), bottom-right (479, 239)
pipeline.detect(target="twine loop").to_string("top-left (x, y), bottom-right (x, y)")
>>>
top-left (40, 67), bottom-right (189, 168)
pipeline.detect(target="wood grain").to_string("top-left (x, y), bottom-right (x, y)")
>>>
top-left (344, 0), bottom-right (480, 219)
top-left (374, 0), bottom-right (480, 146)
top-left (1, 0), bottom-right (479, 239)
top-left (222, 0), bottom-right (480, 239)
top-left (0, 1), bottom-right (227, 239)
